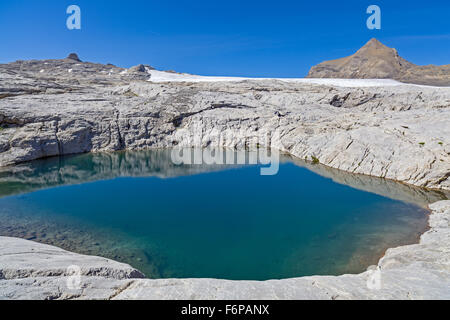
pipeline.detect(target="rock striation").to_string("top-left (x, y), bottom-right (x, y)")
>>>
top-left (307, 38), bottom-right (450, 86)
top-left (1, 200), bottom-right (449, 300)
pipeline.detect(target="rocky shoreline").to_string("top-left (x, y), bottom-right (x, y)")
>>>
top-left (0, 200), bottom-right (449, 300)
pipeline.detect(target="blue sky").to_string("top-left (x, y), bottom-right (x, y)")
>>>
top-left (0, 0), bottom-right (449, 77)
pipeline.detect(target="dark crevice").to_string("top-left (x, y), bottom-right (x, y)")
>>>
top-left (0, 94), bottom-right (17, 100)
top-left (171, 103), bottom-right (255, 128)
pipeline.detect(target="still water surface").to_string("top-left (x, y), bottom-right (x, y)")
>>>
top-left (0, 150), bottom-right (435, 280)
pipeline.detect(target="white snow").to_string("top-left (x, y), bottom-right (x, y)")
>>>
top-left (146, 70), bottom-right (408, 88)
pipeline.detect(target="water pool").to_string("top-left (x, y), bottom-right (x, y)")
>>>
top-left (0, 150), bottom-right (441, 280)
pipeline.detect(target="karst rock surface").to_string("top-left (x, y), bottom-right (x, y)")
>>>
top-left (0, 55), bottom-right (449, 191)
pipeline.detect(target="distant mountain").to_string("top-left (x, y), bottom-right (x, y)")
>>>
top-left (307, 38), bottom-right (450, 86)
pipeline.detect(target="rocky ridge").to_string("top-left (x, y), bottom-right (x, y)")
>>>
top-left (1, 200), bottom-right (449, 300)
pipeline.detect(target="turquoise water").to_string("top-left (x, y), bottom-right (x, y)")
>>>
top-left (0, 150), bottom-right (433, 280)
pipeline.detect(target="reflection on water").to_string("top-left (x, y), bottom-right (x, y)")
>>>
top-left (0, 149), bottom-right (446, 280)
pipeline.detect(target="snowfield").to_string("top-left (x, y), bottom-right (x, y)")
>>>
top-left (147, 70), bottom-right (409, 88)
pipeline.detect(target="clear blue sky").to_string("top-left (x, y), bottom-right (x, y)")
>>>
top-left (1, 0), bottom-right (449, 77)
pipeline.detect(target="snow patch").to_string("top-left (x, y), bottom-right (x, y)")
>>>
top-left (147, 70), bottom-right (410, 88)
